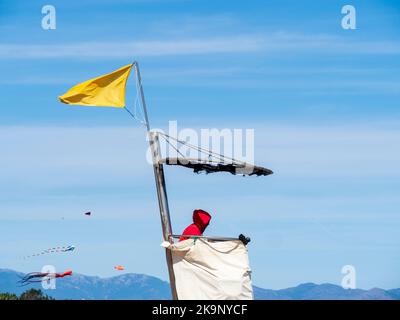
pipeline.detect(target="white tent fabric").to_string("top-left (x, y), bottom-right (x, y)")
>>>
top-left (162, 238), bottom-right (253, 300)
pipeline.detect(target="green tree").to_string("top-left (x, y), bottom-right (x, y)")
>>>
top-left (19, 289), bottom-right (54, 300)
top-left (0, 292), bottom-right (18, 300)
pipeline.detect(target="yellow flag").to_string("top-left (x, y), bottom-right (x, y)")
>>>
top-left (59, 64), bottom-right (133, 108)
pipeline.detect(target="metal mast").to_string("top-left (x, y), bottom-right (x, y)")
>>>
top-left (133, 61), bottom-right (178, 300)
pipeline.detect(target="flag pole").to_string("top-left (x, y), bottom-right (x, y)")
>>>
top-left (133, 61), bottom-right (178, 300)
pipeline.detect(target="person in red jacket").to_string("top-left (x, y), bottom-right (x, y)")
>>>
top-left (179, 209), bottom-right (211, 242)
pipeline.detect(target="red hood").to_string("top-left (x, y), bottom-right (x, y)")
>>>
top-left (192, 209), bottom-right (211, 232)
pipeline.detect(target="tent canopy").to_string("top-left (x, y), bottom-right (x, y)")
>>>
top-left (159, 157), bottom-right (273, 176)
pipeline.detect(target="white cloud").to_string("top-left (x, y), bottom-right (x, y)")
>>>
top-left (0, 126), bottom-right (151, 188)
top-left (0, 36), bottom-right (265, 59)
top-left (0, 33), bottom-right (399, 59)
top-left (3, 66), bottom-right (400, 96)
top-left (1, 123), bottom-right (399, 188)
top-left (254, 124), bottom-right (400, 177)
top-left (1, 123), bottom-right (399, 222)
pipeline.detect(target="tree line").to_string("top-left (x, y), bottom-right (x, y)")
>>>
top-left (0, 289), bottom-right (54, 300)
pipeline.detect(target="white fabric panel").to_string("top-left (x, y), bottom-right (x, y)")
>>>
top-left (163, 239), bottom-right (253, 300)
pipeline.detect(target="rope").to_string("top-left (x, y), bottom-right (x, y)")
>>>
top-left (161, 133), bottom-right (232, 163)
top-left (133, 75), bottom-right (147, 126)
top-left (158, 132), bottom-right (246, 165)
top-left (197, 238), bottom-right (241, 254)
top-left (124, 70), bottom-right (147, 127)
top-left (159, 132), bottom-right (225, 162)
top-left (124, 106), bottom-right (136, 119)
top-left (162, 135), bottom-right (186, 158)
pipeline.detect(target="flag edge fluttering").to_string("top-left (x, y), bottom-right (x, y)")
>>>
top-left (58, 63), bottom-right (133, 108)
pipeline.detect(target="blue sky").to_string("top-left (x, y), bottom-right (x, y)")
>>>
top-left (0, 0), bottom-right (399, 291)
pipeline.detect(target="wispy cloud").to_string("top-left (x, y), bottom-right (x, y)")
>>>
top-left (1, 33), bottom-right (399, 59)
top-left (0, 126), bottom-right (151, 189)
top-left (3, 66), bottom-right (400, 96)
top-left (255, 124), bottom-right (400, 177)
top-left (1, 122), bottom-right (399, 194)
top-left (0, 36), bottom-right (265, 59)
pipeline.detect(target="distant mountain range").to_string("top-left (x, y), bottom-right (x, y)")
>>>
top-left (1, 269), bottom-right (398, 300)
top-left (253, 283), bottom-right (399, 300)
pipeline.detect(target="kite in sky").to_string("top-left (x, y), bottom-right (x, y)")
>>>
top-left (114, 265), bottom-right (125, 271)
top-left (84, 211), bottom-right (91, 216)
top-left (23, 245), bottom-right (75, 259)
top-left (18, 269), bottom-right (73, 286)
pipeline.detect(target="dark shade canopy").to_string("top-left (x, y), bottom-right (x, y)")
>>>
top-left (160, 158), bottom-right (273, 176)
